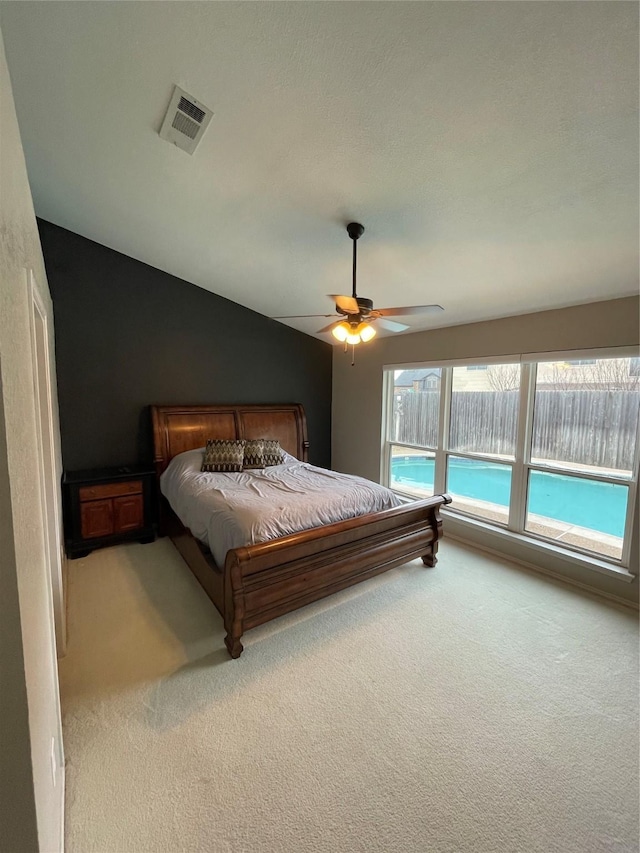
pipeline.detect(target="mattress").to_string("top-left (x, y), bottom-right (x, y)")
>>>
top-left (160, 448), bottom-right (402, 566)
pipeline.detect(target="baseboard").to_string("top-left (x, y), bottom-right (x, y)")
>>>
top-left (446, 531), bottom-right (639, 612)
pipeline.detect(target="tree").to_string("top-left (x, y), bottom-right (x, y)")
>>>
top-left (544, 359), bottom-right (639, 391)
top-left (486, 364), bottom-right (520, 392)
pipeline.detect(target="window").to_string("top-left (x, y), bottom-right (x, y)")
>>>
top-left (389, 369), bottom-right (441, 498)
top-left (446, 455), bottom-right (513, 525)
top-left (525, 358), bottom-right (639, 560)
top-left (391, 368), bottom-right (441, 450)
top-left (449, 363), bottom-right (519, 458)
top-left (390, 449), bottom-right (436, 497)
top-left (384, 355), bottom-right (640, 568)
top-left (531, 359), bottom-right (638, 477)
top-left (445, 363), bottom-right (520, 523)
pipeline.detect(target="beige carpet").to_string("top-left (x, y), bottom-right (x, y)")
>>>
top-left (59, 539), bottom-right (639, 853)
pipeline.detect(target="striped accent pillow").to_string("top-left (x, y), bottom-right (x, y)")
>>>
top-left (243, 439), bottom-right (264, 470)
top-left (262, 439), bottom-right (285, 467)
top-left (201, 439), bottom-right (246, 472)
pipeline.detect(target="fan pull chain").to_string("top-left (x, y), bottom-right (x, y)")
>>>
top-left (351, 344), bottom-right (356, 366)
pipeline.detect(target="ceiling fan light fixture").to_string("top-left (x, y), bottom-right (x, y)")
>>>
top-left (331, 321), bottom-right (351, 342)
top-left (359, 323), bottom-right (376, 342)
top-left (346, 332), bottom-right (361, 345)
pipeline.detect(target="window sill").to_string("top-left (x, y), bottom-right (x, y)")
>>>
top-left (439, 508), bottom-right (636, 584)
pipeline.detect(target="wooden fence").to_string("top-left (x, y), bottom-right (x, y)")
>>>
top-left (393, 390), bottom-right (640, 471)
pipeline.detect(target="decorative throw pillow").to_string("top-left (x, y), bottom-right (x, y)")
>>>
top-left (201, 439), bottom-right (246, 472)
top-left (243, 439), bottom-right (264, 470)
top-left (262, 439), bottom-right (285, 467)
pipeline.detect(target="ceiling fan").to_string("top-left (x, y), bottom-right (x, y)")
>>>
top-left (273, 222), bottom-right (444, 347)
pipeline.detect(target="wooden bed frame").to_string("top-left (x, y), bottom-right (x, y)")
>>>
top-left (152, 403), bottom-right (451, 659)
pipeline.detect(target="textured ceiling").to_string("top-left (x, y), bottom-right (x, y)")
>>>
top-left (1, 1), bottom-right (638, 340)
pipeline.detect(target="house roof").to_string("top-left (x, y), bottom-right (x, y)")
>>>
top-left (1, 3), bottom-right (637, 341)
top-left (394, 369), bottom-right (440, 387)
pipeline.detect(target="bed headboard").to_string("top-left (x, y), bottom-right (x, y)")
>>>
top-left (151, 403), bottom-right (309, 476)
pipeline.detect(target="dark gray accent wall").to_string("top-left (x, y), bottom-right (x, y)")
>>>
top-left (39, 220), bottom-right (332, 471)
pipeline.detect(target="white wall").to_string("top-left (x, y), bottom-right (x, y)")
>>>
top-left (332, 297), bottom-right (640, 604)
top-left (0, 23), bottom-right (65, 853)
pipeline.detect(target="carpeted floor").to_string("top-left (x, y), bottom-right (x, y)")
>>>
top-left (59, 539), bottom-right (639, 853)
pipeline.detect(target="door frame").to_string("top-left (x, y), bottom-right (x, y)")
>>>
top-left (28, 270), bottom-right (67, 657)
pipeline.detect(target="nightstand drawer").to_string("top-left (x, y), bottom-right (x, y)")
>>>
top-left (79, 480), bottom-right (143, 501)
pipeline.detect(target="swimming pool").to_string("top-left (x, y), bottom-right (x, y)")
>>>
top-left (391, 456), bottom-right (627, 537)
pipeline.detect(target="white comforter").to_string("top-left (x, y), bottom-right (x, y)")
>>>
top-left (160, 448), bottom-right (401, 566)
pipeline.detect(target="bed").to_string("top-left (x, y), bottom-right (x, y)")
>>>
top-left (152, 403), bottom-right (451, 659)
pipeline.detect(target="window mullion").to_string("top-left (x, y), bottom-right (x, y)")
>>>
top-left (526, 462), bottom-right (632, 487)
top-left (620, 415), bottom-right (640, 569)
top-left (434, 367), bottom-right (451, 495)
top-left (508, 362), bottom-right (535, 532)
top-left (380, 370), bottom-right (394, 487)
top-left (389, 441), bottom-right (437, 454)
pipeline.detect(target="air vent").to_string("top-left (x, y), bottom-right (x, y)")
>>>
top-left (159, 85), bottom-right (213, 155)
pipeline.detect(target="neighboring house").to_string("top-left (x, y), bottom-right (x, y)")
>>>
top-left (394, 369), bottom-right (440, 393)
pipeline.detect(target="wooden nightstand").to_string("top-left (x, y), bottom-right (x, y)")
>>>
top-left (63, 466), bottom-right (156, 558)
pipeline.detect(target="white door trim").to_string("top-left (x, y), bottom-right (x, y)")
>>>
top-left (28, 270), bottom-right (67, 657)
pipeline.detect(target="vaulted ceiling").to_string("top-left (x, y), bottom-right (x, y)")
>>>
top-left (1, 2), bottom-right (637, 339)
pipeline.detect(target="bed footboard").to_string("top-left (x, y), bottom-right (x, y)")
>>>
top-left (223, 494), bottom-right (451, 658)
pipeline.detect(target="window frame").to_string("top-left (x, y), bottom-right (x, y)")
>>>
top-left (382, 350), bottom-right (640, 572)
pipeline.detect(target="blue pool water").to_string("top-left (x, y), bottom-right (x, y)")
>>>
top-left (391, 457), bottom-right (627, 537)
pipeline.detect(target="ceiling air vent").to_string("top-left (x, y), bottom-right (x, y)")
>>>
top-left (159, 85), bottom-right (213, 155)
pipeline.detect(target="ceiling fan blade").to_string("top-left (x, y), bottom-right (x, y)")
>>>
top-left (272, 314), bottom-right (336, 319)
top-left (374, 304), bottom-right (445, 317)
top-left (317, 322), bottom-right (339, 334)
top-left (330, 294), bottom-right (359, 314)
top-left (375, 318), bottom-right (410, 333)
